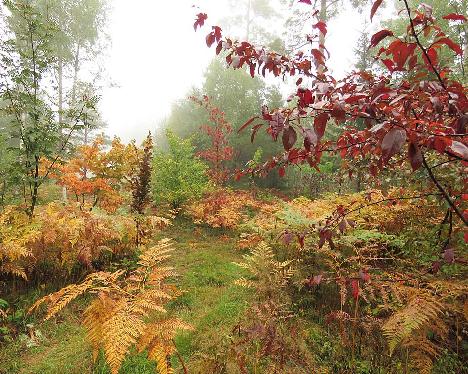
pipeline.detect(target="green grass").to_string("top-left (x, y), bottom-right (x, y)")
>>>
top-left (1, 218), bottom-right (251, 373)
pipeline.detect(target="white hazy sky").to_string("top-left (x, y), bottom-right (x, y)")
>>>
top-left (99, 0), bottom-right (390, 143)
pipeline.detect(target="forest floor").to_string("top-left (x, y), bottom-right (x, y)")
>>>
top-left (1, 218), bottom-right (251, 374)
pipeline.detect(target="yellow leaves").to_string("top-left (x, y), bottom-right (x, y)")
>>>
top-left (0, 203), bottom-right (138, 279)
top-left (0, 206), bottom-right (37, 280)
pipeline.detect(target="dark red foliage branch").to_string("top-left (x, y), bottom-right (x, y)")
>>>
top-left (131, 132), bottom-right (153, 215)
top-left (190, 96), bottom-right (235, 185)
top-left (194, 0), bottom-right (468, 231)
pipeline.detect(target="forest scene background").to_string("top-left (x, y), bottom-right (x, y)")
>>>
top-left (0, 0), bottom-right (467, 373)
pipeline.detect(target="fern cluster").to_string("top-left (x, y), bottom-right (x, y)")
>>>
top-left (235, 241), bottom-right (295, 300)
top-left (29, 238), bottom-right (191, 374)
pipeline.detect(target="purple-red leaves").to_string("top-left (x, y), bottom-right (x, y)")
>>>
top-left (297, 233), bottom-right (305, 248)
top-left (338, 219), bottom-right (347, 233)
top-left (298, 0), bottom-right (312, 4)
top-left (283, 230), bottom-right (293, 245)
top-left (351, 279), bottom-right (360, 300)
top-left (442, 13), bottom-right (467, 22)
top-left (359, 269), bottom-right (371, 283)
top-left (370, 0), bottom-right (384, 21)
top-left (370, 29), bottom-right (393, 48)
top-left (304, 129), bottom-right (318, 152)
top-left (443, 247), bottom-right (455, 263)
top-left (194, 13), bottom-right (207, 31)
top-left (314, 112), bottom-right (329, 140)
top-left (282, 127), bottom-right (297, 151)
top-left (313, 21), bottom-right (327, 36)
top-left (448, 141), bottom-right (468, 160)
top-left (408, 143), bottom-right (423, 171)
top-left (381, 128), bottom-right (406, 162)
top-left (206, 26), bottom-right (222, 47)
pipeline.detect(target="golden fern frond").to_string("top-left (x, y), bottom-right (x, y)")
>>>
top-left (102, 301), bottom-right (146, 374)
top-left (83, 292), bottom-right (119, 361)
top-left (146, 267), bottom-right (178, 285)
top-left (234, 278), bottom-right (256, 288)
top-left (28, 271), bottom-right (123, 319)
top-left (382, 294), bottom-right (446, 355)
top-left (138, 319), bottom-right (192, 374)
top-left (148, 343), bottom-right (173, 374)
top-left (0, 263), bottom-right (27, 280)
top-left (138, 238), bottom-right (175, 270)
top-left (410, 353), bottom-right (433, 374)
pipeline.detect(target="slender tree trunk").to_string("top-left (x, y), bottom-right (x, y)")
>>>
top-left (318, 0), bottom-right (327, 75)
top-left (71, 43), bottom-right (81, 107)
top-left (58, 55), bottom-right (68, 202)
top-left (246, 0), bottom-right (251, 40)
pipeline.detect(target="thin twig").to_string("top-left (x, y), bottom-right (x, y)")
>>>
top-left (422, 154), bottom-right (467, 225)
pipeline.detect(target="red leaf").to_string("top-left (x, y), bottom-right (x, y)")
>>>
top-left (283, 230), bottom-right (293, 245)
top-left (299, 0), bottom-right (312, 4)
top-left (313, 21), bottom-right (327, 36)
top-left (359, 269), bottom-right (370, 282)
top-left (311, 48), bottom-right (325, 65)
top-left (282, 127), bottom-right (297, 151)
top-left (381, 128), bottom-right (406, 162)
top-left (238, 116), bottom-right (258, 133)
top-left (249, 64), bottom-right (256, 78)
top-left (215, 41), bottom-right (222, 55)
top-left (278, 166), bottom-right (286, 178)
top-left (351, 279), bottom-right (360, 300)
top-left (370, 29), bottom-right (393, 48)
top-left (448, 141), bottom-right (468, 160)
top-left (303, 129), bottom-right (318, 151)
top-left (436, 37), bottom-right (463, 55)
top-left (314, 112), bottom-right (329, 140)
top-left (338, 219), bottom-right (347, 233)
top-left (443, 247), bottom-right (455, 264)
top-left (381, 58), bottom-right (394, 72)
top-left (408, 143), bottom-right (423, 171)
top-left (297, 233), bottom-right (305, 248)
top-left (370, 0), bottom-right (384, 21)
top-left (442, 13), bottom-right (467, 22)
top-left (251, 124), bottom-right (263, 143)
top-left (423, 47), bottom-right (438, 67)
top-left (312, 274), bottom-right (322, 285)
top-left (193, 13), bottom-right (208, 31)
top-left (206, 33), bottom-right (215, 47)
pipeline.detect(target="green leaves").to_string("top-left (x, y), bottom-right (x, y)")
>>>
top-left (151, 130), bottom-right (209, 208)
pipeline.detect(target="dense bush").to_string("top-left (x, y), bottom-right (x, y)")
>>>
top-left (152, 130), bottom-right (209, 208)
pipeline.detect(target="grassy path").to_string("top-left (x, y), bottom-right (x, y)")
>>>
top-left (0, 219), bottom-right (250, 374)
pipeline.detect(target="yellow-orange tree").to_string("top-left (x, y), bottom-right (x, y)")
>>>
top-left (51, 136), bottom-right (140, 212)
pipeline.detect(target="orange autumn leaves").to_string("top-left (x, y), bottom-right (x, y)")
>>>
top-left (45, 136), bottom-right (140, 212)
